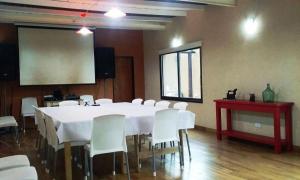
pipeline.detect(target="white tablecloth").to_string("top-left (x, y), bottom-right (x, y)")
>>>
top-left (39, 103), bottom-right (195, 143)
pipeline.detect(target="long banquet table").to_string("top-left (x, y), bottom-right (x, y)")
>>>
top-left (39, 102), bottom-right (195, 180)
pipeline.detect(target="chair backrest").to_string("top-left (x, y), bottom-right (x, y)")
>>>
top-left (90, 114), bottom-right (127, 157)
top-left (44, 114), bottom-right (59, 150)
top-left (34, 107), bottom-right (46, 138)
top-left (80, 95), bottom-right (94, 105)
top-left (152, 109), bottom-right (179, 145)
top-left (21, 97), bottom-right (38, 116)
top-left (95, 98), bottom-right (113, 105)
top-left (58, 100), bottom-right (78, 106)
top-left (143, 99), bottom-right (156, 107)
top-left (155, 100), bottom-right (170, 109)
top-left (173, 102), bottom-right (188, 110)
top-left (132, 98), bottom-right (143, 105)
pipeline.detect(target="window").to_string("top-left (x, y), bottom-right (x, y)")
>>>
top-left (160, 44), bottom-right (203, 103)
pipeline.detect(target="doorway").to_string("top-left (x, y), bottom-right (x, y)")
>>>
top-left (113, 56), bottom-right (134, 102)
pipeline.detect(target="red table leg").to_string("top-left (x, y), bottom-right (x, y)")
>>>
top-left (285, 110), bottom-right (293, 151)
top-left (216, 105), bottom-right (222, 140)
top-left (226, 109), bottom-right (232, 131)
top-left (274, 111), bottom-right (281, 153)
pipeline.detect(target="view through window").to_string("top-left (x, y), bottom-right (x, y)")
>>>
top-left (160, 47), bottom-right (202, 103)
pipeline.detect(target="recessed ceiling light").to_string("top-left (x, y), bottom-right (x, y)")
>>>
top-left (104, 8), bottom-right (126, 18)
top-left (77, 27), bottom-right (93, 36)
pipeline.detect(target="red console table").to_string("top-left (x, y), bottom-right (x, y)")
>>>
top-left (214, 99), bottom-right (294, 153)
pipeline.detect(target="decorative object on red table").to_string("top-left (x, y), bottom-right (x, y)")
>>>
top-left (262, 83), bottom-right (275, 102)
top-left (249, 93), bottom-right (255, 102)
top-left (225, 88), bottom-right (237, 100)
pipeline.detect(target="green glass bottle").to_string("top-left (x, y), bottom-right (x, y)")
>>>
top-left (262, 83), bottom-right (275, 103)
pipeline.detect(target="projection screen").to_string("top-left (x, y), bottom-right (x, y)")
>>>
top-left (18, 27), bottom-right (95, 85)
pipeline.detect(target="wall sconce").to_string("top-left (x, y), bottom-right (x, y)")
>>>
top-left (171, 37), bottom-right (183, 48)
top-left (242, 16), bottom-right (261, 38)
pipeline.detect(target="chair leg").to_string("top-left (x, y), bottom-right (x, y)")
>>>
top-left (42, 139), bottom-right (48, 164)
top-left (39, 138), bottom-right (43, 159)
top-left (37, 136), bottom-right (42, 157)
top-left (138, 135), bottom-right (142, 168)
top-left (124, 152), bottom-right (131, 180)
top-left (112, 152), bottom-right (116, 175)
top-left (40, 138), bottom-right (46, 163)
top-left (46, 145), bottom-right (52, 173)
top-left (14, 126), bottom-right (20, 145)
top-left (160, 143), bottom-right (163, 160)
top-left (163, 142), bottom-right (166, 159)
top-left (23, 116), bottom-right (26, 133)
top-left (84, 149), bottom-right (89, 178)
top-left (152, 144), bottom-right (156, 176)
top-left (178, 142), bottom-right (184, 170)
top-left (185, 131), bottom-right (192, 161)
top-left (76, 147), bottom-right (83, 169)
top-left (90, 157), bottom-right (93, 180)
top-left (53, 150), bottom-right (58, 180)
top-left (35, 134), bottom-right (40, 149)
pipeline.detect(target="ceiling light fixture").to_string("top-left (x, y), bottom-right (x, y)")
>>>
top-left (76, 11), bottom-right (93, 36)
top-left (104, 8), bottom-right (126, 18)
top-left (77, 26), bottom-right (93, 36)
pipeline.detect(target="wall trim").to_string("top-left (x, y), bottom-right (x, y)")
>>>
top-left (159, 40), bottom-right (202, 54)
top-left (194, 125), bottom-right (216, 133)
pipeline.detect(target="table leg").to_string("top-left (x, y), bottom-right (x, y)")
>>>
top-left (274, 111), bottom-right (281, 153)
top-left (133, 135), bottom-right (140, 172)
top-left (285, 110), bottom-right (293, 151)
top-left (226, 109), bottom-right (232, 131)
top-left (216, 105), bottom-right (222, 140)
top-left (179, 129), bottom-right (184, 166)
top-left (64, 142), bottom-right (72, 180)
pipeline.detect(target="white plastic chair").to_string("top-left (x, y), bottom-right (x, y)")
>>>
top-left (173, 102), bottom-right (188, 110)
top-left (84, 115), bottom-right (130, 180)
top-left (34, 107), bottom-right (47, 163)
top-left (0, 166), bottom-right (37, 180)
top-left (44, 114), bottom-right (86, 179)
top-left (95, 98), bottom-right (113, 105)
top-left (80, 95), bottom-right (94, 105)
top-left (0, 155), bottom-right (30, 171)
top-left (143, 99), bottom-right (156, 107)
top-left (21, 97), bottom-right (38, 133)
top-left (173, 102), bottom-right (191, 160)
top-left (0, 116), bottom-right (19, 144)
top-left (149, 109), bottom-right (183, 176)
top-left (132, 98), bottom-right (143, 105)
top-left (155, 100), bottom-right (170, 109)
top-left (58, 100), bottom-right (78, 106)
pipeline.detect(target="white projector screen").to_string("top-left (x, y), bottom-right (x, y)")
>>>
top-left (18, 27), bottom-right (95, 85)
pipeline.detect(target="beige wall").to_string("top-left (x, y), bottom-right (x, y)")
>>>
top-left (143, 0), bottom-right (300, 145)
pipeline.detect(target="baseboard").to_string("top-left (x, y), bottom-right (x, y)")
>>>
top-left (194, 125), bottom-right (216, 133)
top-left (194, 125), bottom-right (300, 151)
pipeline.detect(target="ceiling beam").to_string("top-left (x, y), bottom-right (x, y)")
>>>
top-left (0, 0), bottom-right (188, 17)
top-left (0, 10), bottom-right (166, 30)
top-left (0, 4), bottom-right (173, 23)
top-left (146, 0), bottom-right (236, 7)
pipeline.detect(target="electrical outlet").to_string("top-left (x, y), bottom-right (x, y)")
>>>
top-left (254, 123), bottom-right (261, 128)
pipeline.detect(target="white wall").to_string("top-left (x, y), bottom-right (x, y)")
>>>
top-left (143, 0), bottom-right (300, 145)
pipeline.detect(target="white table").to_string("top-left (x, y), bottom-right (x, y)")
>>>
top-left (39, 103), bottom-right (195, 180)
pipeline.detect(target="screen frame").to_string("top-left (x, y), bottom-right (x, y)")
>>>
top-left (17, 26), bottom-right (97, 86)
